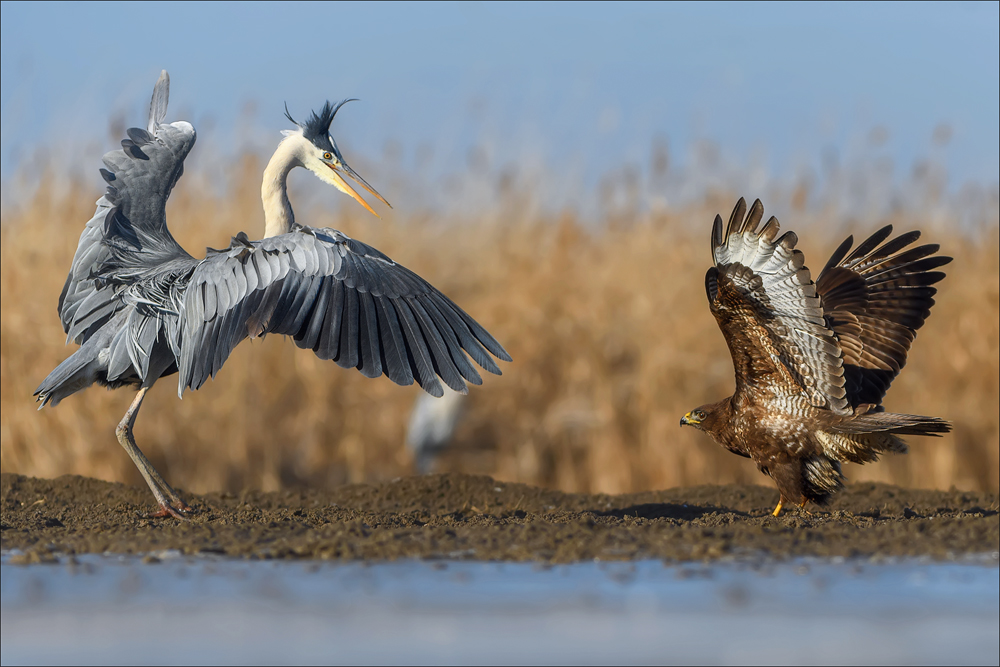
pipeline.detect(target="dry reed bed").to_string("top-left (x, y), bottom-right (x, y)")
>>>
top-left (2, 165), bottom-right (997, 495)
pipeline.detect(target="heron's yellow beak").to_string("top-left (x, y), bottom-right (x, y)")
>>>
top-left (326, 162), bottom-right (392, 219)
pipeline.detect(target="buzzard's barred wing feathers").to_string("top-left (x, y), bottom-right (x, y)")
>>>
top-left (816, 225), bottom-right (952, 407)
top-left (708, 198), bottom-right (850, 414)
top-left (688, 198), bottom-right (951, 511)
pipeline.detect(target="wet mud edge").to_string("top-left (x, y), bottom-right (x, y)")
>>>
top-left (2, 473), bottom-right (997, 563)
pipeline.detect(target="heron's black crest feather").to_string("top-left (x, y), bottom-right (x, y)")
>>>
top-left (283, 102), bottom-right (297, 127)
top-left (293, 99), bottom-right (358, 153)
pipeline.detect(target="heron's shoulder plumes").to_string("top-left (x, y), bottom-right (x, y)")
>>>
top-left (283, 99), bottom-right (357, 153)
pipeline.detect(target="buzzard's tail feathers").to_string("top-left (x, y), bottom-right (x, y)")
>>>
top-left (818, 412), bottom-right (950, 463)
top-left (834, 411), bottom-right (951, 436)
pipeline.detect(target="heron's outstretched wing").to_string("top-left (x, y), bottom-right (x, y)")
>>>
top-left (178, 226), bottom-right (511, 397)
top-left (59, 71), bottom-right (196, 345)
top-left (815, 227), bottom-right (951, 408)
top-left (706, 198), bottom-right (849, 414)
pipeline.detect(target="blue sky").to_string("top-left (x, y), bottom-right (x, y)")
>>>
top-left (1, 1), bottom-right (997, 203)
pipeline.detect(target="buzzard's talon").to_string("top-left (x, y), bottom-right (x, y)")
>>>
top-left (771, 502), bottom-right (784, 517)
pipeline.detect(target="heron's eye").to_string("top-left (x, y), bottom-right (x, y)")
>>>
top-left (323, 152), bottom-right (333, 160)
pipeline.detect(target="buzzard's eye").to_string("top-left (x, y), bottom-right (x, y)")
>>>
top-left (696, 410), bottom-right (706, 420)
top-left (323, 152), bottom-right (333, 160)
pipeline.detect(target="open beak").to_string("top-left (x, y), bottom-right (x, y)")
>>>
top-left (326, 161), bottom-right (392, 219)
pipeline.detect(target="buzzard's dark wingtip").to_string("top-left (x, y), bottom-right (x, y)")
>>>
top-left (711, 214), bottom-right (725, 257)
top-left (724, 198), bottom-right (747, 241)
top-left (745, 199), bottom-right (765, 233)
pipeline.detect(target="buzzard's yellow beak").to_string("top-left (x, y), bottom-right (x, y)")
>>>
top-left (680, 411), bottom-right (700, 427)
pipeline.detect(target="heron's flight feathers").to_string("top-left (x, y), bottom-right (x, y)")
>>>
top-left (148, 70), bottom-right (169, 133)
top-left (59, 71), bottom-right (195, 347)
top-left (177, 226), bottom-right (509, 399)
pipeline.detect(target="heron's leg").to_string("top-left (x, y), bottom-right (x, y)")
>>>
top-left (115, 388), bottom-right (191, 519)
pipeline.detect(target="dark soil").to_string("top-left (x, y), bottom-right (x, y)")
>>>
top-left (2, 473), bottom-right (997, 563)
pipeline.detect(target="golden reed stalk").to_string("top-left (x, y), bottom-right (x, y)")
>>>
top-left (2, 156), bottom-right (997, 494)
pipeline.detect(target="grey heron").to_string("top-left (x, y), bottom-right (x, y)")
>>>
top-left (35, 71), bottom-right (511, 518)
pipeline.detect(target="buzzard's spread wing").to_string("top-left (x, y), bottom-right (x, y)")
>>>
top-left (706, 199), bottom-right (850, 414)
top-left (816, 227), bottom-right (951, 408)
top-left (693, 198), bottom-right (951, 511)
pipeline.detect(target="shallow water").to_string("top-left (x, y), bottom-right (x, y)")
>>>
top-left (2, 554), bottom-right (998, 665)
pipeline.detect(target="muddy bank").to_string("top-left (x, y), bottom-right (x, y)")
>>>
top-left (1, 473), bottom-right (997, 562)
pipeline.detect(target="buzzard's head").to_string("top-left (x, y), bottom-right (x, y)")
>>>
top-left (680, 403), bottom-right (726, 432)
top-left (680, 407), bottom-right (708, 430)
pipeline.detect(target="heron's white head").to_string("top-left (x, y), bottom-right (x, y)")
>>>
top-left (281, 100), bottom-right (391, 218)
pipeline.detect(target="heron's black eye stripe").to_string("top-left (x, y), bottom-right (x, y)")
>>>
top-left (323, 152), bottom-right (333, 160)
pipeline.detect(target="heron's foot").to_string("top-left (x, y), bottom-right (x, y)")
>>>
top-left (147, 477), bottom-right (194, 517)
top-left (159, 487), bottom-right (193, 513)
top-left (148, 500), bottom-right (193, 521)
top-left (147, 485), bottom-right (194, 520)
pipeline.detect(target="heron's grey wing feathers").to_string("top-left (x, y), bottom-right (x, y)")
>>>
top-left (148, 70), bottom-right (170, 131)
top-left (59, 70), bottom-right (195, 345)
top-left (178, 226), bottom-right (510, 398)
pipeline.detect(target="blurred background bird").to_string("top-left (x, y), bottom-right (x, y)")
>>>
top-left (407, 386), bottom-right (466, 475)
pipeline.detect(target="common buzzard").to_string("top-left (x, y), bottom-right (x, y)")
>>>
top-left (681, 198), bottom-right (951, 515)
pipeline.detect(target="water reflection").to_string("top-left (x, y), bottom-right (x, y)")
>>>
top-left (2, 555), bottom-right (997, 665)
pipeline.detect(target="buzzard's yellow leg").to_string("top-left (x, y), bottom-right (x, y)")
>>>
top-left (771, 501), bottom-right (784, 517)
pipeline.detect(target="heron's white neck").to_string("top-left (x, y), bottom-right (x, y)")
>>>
top-left (261, 137), bottom-right (303, 238)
